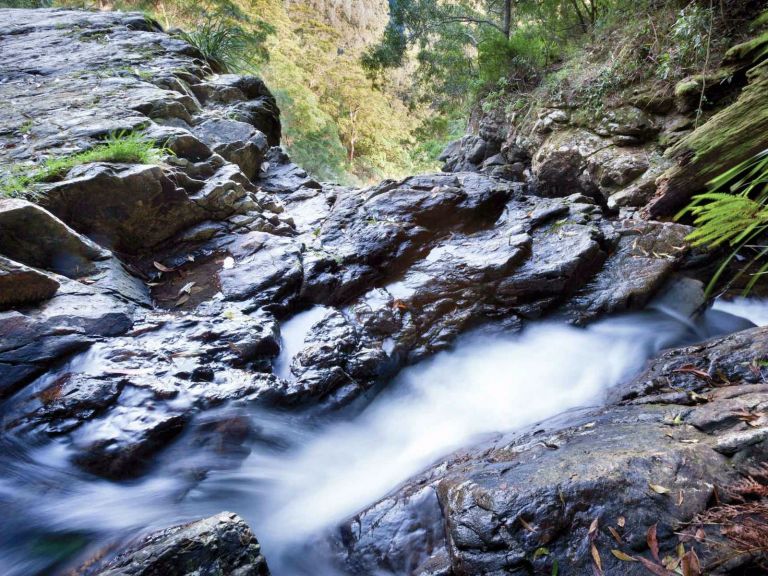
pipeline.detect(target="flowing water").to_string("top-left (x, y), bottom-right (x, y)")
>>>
top-left (0, 300), bottom-right (763, 576)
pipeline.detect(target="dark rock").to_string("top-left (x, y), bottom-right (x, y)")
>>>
top-left (336, 327), bottom-right (768, 575)
top-left (0, 256), bottom-right (60, 309)
top-left (193, 118), bottom-right (269, 180)
top-left (0, 280), bottom-right (134, 399)
top-left (0, 198), bottom-right (108, 277)
top-left (41, 163), bottom-right (202, 254)
top-left (90, 512), bottom-right (270, 576)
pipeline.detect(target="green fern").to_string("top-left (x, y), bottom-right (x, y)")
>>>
top-left (678, 149), bottom-right (768, 296)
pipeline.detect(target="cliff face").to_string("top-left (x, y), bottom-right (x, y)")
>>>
top-left (287, 0), bottom-right (389, 49)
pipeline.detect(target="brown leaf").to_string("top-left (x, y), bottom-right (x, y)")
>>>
top-left (647, 524), bottom-right (660, 562)
top-left (608, 526), bottom-right (623, 544)
top-left (590, 544), bottom-right (603, 575)
top-left (681, 550), bottom-right (702, 576)
top-left (588, 517), bottom-right (599, 541)
top-left (677, 490), bottom-right (684, 506)
top-left (610, 549), bottom-right (636, 562)
top-left (637, 556), bottom-right (674, 576)
top-left (175, 293), bottom-right (190, 307)
top-left (694, 528), bottom-right (706, 542)
top-left (617, 516), bottom-right (626, 528)
top-left (153, 261), bottom-right (174, 273)
top-left (672, 365), bottom-right (711, 380)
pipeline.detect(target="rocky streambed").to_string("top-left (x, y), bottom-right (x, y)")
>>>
top-left (0, 9), bottom-right (767, 576)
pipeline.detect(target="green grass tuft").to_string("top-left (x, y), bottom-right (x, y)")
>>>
top-left (0, 131), bottom-right (167, 198)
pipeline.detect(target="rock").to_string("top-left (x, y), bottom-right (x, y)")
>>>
top-left (649, 62), bottom-right (768, 217)
top-left (0, 279), bottom-right (134, 399)
top-left (257, 148), bottom-right (321, 194)
top-left (616, 325), bottom-right (768, 402)
top-left (90, 512), bottom-right (270, 576)
top-left (72, 402), bottom-right (188, 480)
top-left (41, 163), bottom-right (202, 253)
top-left (532, 128), bottom-right (606, 198)
top-left (193, 118), bottom-right (269, 180)
top-left (0, 256), bottom-right (60, 309)
top-left (336, 325), bottom-right (768, 575)
top-left (0, 198), bottom-right (108, 277)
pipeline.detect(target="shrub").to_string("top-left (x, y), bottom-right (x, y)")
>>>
top-left (177, 16), bottom-right (273, 73)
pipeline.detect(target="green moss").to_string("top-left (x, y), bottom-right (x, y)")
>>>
top-left (724, 31), bottom-right (768, 65)
top-left (0, 131), bottom-right (167, 198)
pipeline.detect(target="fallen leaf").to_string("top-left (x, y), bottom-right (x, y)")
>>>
top-left (681, 549), bottom-right (702, 576)
top-left (679, 438), bottom-right (699, 444)
top-left (617, 516), bottom-right (626, 528)
top-left (178, 281), bottom-right (195, 296)
top-left (533, 547), bottom-right (549, 560)
top-left (608, 526), bottom-right (623, 544)
top-left (611, 549), bottom-right (636, 562)
top-left (649, 483), bottom-right (671, 495)
top-left (588, 517), bottom-right (599, 541)
top-left (637, 556), bottom-right (673, 576)
top-left (583, 421), bottom-right (596, 429)
top-left (677, 490), bottom-right (684, 506)
top-left (672, 365), bottom-right (711, 380)
top-left (153, 261), bottom-right (174, 273)
top-left (694, 528), bottom-right (706, 542)
top-left (590, 544), bottom-right (603, 575)
top-left (519, 517), bottom-right (536, 532)
top-left (677, 542), bottom-right (685, 559)
top-left (175, 294), bottom-right (190, 307)
top-left (647, 524), bottom-right (660, 562)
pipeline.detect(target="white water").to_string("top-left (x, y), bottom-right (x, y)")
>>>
top-left (273, 306), bottom-right (331, 379)
top-left (713, 296), bottom-right (768, 326)
top-left (0, 303), bottom-right (761, 576)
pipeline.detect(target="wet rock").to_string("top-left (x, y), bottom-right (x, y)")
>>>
top-left (266, 309), bottom-right (390, 408)
top-left (0, 280), bottom-right (134, 399)
top-left (0, 257), bottom-right (60, 309)
top-left (5, 373), bottom-right (126, 436)
top-left (72, 399), bottom-right (188, 480)
top-left (90, 512), bottom-right (270, 576)
top-left (41, 163), bottom-right (202, 254)
top-left (616, 325), bottom-right (768, 402)
top-left (0, 198), bottom-right (108, 277)
top-left (257, 148), bottom-right (321, 194)
top-left (193, 118), bottom-right (269, 180)
top-left (333, 321), bottom-right (768, 575)
top-left (563, 221), bottom-right (691, 323)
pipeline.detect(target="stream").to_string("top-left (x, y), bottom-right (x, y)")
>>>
top-left (0, 298), bottom-right (765, 576)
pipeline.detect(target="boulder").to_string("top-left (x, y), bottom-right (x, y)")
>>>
top-left (41, 163), bottom-right (203, 254)
top-left (193, 118), bottom-right (269, 180)
top-left (90, 512), bottom-right (270, 576)
top-left (0, 198), bottom-right (107, 277)
top-left (0, 256), bottom-right (59, 309)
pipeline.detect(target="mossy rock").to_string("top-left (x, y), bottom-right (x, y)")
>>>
top-left (648, 63), bottom-right (768, 218)
top-left (724, 30), bottom-right (768, 66)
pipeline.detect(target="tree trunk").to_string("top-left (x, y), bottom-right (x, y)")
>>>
top-left (502, 0), bottom-right (512, 39)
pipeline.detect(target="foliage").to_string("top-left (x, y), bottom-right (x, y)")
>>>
top-left (656, 4), bottom-right (713, 81)
top-left (0, 0), bottom-right (52, 6)
top-left (0, 131), bottom-right (167, 198)
top-left (678, 149), bottom-right (768, 295)
top-left (177, 15), bottom-right (273, 73)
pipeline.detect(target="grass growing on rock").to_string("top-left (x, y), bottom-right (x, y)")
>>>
top-left (0, 131), bottom-right (167, 198)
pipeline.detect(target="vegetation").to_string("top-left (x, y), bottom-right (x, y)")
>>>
top-left (176, 15), bottom-right (273, 73)
top-left (0, 131), bottom-right (166, 198)
top-left (678, 149), bottom-right (768, 296)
